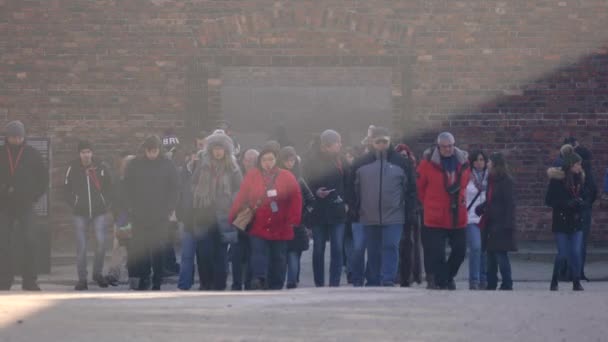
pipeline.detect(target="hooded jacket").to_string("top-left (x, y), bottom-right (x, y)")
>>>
top-left (416, 146), bottom-right (470, 229)
top-left (0, 140), bottom-right (48, 214)
top-left (545, 167), bottom-right (590, 234)
top-left (350, 147), bottom-right (416, 225)
top-left (64, 158), bottom-right (113, 218)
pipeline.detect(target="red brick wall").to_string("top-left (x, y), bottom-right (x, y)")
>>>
top-left (1, 0), bottom-right (608, 247)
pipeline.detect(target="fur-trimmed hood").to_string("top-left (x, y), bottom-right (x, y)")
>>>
top-left (547, 166), bottom-right (585, 183)
top-left (422, 146), bottom-right (469, 168)
top-left (206, 133), bottom-right (234, 156)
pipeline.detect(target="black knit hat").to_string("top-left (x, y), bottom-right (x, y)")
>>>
top-left (77, 140), bottom-right (92, 152)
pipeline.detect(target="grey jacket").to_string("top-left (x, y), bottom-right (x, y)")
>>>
top-left (350, 148), bottom-right (416, 225)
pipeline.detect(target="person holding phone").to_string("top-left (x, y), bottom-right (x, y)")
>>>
top-left (303, 129), bottom-right (349, 287)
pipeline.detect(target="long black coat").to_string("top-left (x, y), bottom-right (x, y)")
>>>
top-left (545, 167), bottom-right (590, 234)
top-left (0, 141), bottom-right (48, 214)
top-left (483, 174), bottom-right (517, 252)
top-left (124, 156), bottom-right (179, 225)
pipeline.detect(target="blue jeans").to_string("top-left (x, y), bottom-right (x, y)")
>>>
top-left (249, 236), bottom-right (287, 290)
top-left (365, 224), bottom-right (402, 286)
top-left (74, 214), bottom-right (108, 282)
top-left (486, 251), bottom-right (512, 290)
top-left (350, 223), bottom-right (367, 287)
top-left (466, 224), bottom-right (487, 286)
top-left (581, 207), bottom-right (592, 277)
top-left (312, 224), bottom-right (345, 287)
top-left (178, 228), bottom-right (197, 290)
top-left (196, 227), bottom-right (228, 290)
top-left (553, 231), bottom-right (583, 282)
top-left (286, 251), bottom-right (302, 285)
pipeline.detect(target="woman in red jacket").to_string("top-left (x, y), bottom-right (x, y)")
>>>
top-left (229, 145), bottom-right (302, 290)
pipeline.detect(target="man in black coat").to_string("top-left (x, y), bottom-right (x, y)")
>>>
top-left (303, 129), bottom-right (349, 287)
top-left (124, 135), bottom-right (179, 290)
top-left (64, 140), bottom-right (113, 290)
top-left (0, 121), bottom-right (48, 291)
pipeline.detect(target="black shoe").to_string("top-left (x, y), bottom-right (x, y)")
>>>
top-left (137, 277), bottom-right (151, 291)
top-left (499, 286), bottom-right (513, 291)
top-left (151, 285), bottom-right (161, 291)
top-left (74, 281), bottom-right (88, 291)
top-left (251, 278), bottom-right (266, 290)
top-left (93, 274), bottom-right (109, 288)
top-left (573, 281), bottom-right (584, 291)
top-left (22, 283), bottom-right (41, 291)
top-left (581, 274), bottom-right (590, 282)
top-left (550, 280), bottom-right (558, 291)
top-left (105, 275), bottom-right (119, 287)
top-left (400, 281), bottom-right (411, 288)
top-left (231, 284), bottom-right (243, 291)
top-left (446, 280), bottom-right (456, 291)
top-left (286, 283), bottom-right (297, 290)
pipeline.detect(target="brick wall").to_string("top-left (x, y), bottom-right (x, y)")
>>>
top-left (1, 0), bottom-right (608, 248)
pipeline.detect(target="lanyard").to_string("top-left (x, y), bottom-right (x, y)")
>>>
top-left (7, 145), bottom-right (25, 177)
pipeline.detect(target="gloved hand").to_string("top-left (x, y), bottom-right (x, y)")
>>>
top-left (475, 202), bottom-right (487, 217)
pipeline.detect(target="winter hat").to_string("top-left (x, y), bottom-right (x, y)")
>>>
top-left (370, 126), bottom-right (390, 139)
top-left (560, 144), bottom-right (575, 157)
top-left (279, 146), bottom-right (298, 163)
top-left (562, 149), bottom-right (582, 171)
top-left (77, 140), bottom-right (92, 152)
top-left (205, 131), bottom-right (234, 155)
top-left (320, 129), bottom-right (341, 146)
top-left (5, 120), bottom-right (25, 138)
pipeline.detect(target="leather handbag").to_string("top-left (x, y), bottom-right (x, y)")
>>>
top-left (232, 206), bottom-right (254, 231)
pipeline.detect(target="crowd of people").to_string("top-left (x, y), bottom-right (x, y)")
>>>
top-left (0, 120), bottom-right (599, 292)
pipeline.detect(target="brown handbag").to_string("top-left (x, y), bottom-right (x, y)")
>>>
top-left (232, 206), bottom-right (255, 231)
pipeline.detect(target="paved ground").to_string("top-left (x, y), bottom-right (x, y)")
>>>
top-left (1, 248), bottom-right (608, 341)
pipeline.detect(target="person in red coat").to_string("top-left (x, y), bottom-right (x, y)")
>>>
top-left (229, 144), bottom-right (302, 290)
top-left (416, 132), bottom-right (470, 290)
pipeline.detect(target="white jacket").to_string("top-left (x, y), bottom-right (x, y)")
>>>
top-left (465, 175), bottom-right (487, 225)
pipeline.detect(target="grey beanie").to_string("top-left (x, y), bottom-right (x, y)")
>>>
top-left (5, 120), bottom-right (25, 138)
top-left (320, 129), bottom-right (341, 146)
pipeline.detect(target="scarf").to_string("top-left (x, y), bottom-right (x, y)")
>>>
top-left (441, 155), bottom-right (458, 185)
top-left (472, 168), bottom-right (488, 192)
top-left (193, 158), bottom-right (233, 209)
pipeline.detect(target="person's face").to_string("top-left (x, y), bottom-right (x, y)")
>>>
top-left (260, 153), bottom-right (276, 171)
top-left (243, 154), bottom-right (257, 172)
top-left (473, 154), bottom-right (486, 171)
top-left (196, 138), bottom-right (206, 151)
top-left (212, 146), bottom-right (225, 160)
top-left (323, 141), bottom-right (342, 155)
top-left (345, 152), bottom-right (355, 165)
top-left (438, 140), bottom-right (455, 157)
top-left (372, 137), bottom-right (391, 152)
top-left (145, 148), bottom-right (160, 160)
top-left (283, 157), bottom-right (296, 170)
top-left (79, 149), bottom-right (93, 166)
top-left (486, 159), bottom-right (493, 171)
top-left (7, 136), bottom-right (24, 146)
top-left (570, 161), bottom-right (583, 174)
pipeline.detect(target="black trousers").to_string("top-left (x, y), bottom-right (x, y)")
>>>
top-left (0, 209), bottom-right (37, 289)
top-left (130, 220), bottom-right (168, 287)
top-left (422, 226), bottom-right (466, 288)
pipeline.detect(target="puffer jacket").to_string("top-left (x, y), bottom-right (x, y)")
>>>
top-left (545, 167), bottom-right (591, 234)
